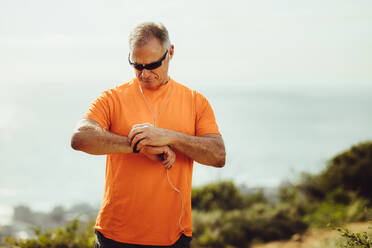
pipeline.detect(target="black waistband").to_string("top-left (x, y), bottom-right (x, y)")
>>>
top-left (94, 230), bottom-right (192, 248)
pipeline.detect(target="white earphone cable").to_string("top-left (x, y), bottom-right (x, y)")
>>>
top-left (138, 81), bottom-right (185, 232)
top-left (166, 169), bottom-right (185, 232)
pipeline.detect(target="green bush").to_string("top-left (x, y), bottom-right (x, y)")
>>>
top-left (295, 186), bottom-right (369, 228)
top-left (337, 227), bottom-right (372, 248)
top-left (281, 142), bottom-right (372, 229)
top-left (191, 181), bottom-right (244, 211)
top-left (299, 142), bottom-right (372, 202)
top-left (191, 203), bottom-right (308, 248)
top-left (242, 189), bottom-right (268, 208)
top-left (4, 218), bottom-right (95, 248)
top-left (278, 184), bottom-right (312, 218)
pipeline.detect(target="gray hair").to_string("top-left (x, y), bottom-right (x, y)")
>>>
top-left (129, 22), bottom-right (171, 52)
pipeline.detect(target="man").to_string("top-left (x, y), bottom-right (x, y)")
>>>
top-left (71, 22), bottom-right (225, 248)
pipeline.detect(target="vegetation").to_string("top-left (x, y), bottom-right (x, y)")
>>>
top-left (337, 227), bottom-right (372, 248)
top-left (297, 142), bottom-right (372, 202)
top-left (191, 181), bottom-right (245, 211)
top-left (1, 141), bottom-right (371, 247)
top-left (293, 142), bottom-right (372, 228)
top-left (192, 203), bottom-right (307, 248)
top-left (3, 219), bottom-right (95, 248)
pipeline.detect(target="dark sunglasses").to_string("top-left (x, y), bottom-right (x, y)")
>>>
top-left (128, 50), bottom-right (168, 71)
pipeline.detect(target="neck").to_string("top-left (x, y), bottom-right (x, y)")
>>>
top-left (140, 76), bottom-right (170, 91)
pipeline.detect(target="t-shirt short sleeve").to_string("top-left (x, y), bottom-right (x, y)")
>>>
top-left (83, 90), bottom-right (112, 131)
top-left (195, 91), bottom-right (220, 136)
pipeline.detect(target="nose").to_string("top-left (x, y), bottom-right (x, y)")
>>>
top-left (140, 69), bottom-right (151, 78)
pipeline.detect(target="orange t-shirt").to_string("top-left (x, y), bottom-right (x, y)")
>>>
top-left (84, 77), bottom-right (220, 246)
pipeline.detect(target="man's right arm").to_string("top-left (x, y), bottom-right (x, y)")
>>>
top-left (71, 118), bottom-right (132, 155)
top-left (71, 118), bottom-right (177, 168)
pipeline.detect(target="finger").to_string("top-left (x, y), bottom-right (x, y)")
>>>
top-left (168, 155), bottom-right (175, 167)
top-left (146, 146), bottom-right (166, 155)
top-left (140, 147), bottom-right (161, 162)
top-left (128, 128), bottom-right (143, 145)
top-left (131, 133), bottom-right (146, 149)
top-left (128, 129), bottom-right (140, 145)
top-left (170, 150), bottom-right (176, 164)
top-left (129, 123), bottom-right (152, 133)
top-left (139, 146), bottom-right (148, 154)
top-left (167, 160), bottom-right (174, 169)
top-left (163, 155), bottom-right (175, 169)
top-left (128, 124), bottom-right (141, 142)
top-left (168, 156), bottom-right (175, 169)
top-left (164, 149), bottom-right (175, 162)
top-left (133, 139), bottom-right (144, 153)
top-left (162, 155), bottom-right (170, 164)
top-left (161, 150), bottom-right (170, 161)
top-left (163, 161), bottom-right (171, 169)
top-left (135, 139), bottom-right (150, 152)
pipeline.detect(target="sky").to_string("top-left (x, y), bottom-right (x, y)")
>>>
top-left (1, 0), bottom-right (372, 221)
top-left (1, 0), bottom-right (371, 88)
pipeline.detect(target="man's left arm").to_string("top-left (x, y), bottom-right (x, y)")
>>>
top-left (169, 132), bottom-right (225, 167)
top-left (128, 124), bottom-right (225, 167)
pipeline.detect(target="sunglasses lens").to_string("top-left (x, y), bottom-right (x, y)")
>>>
top-left (129, 50), bottom-right (167, 71)
top-left (146, 62), bottom-right (161, 70)
top-left (134, 64), bottom-right (144, 71)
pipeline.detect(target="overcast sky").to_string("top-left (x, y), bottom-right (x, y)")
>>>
top-left (1, 0), bottom-right (371, 89)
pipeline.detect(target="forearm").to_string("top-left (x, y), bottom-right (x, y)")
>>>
top-left (140, 145), bottom-right (176, 169)
top-left (128, 124), bottom-right (225, 167)
top-left (169, 132), bottom-right (226, 167)
top-left (71, 120), bottom-right (132, 155)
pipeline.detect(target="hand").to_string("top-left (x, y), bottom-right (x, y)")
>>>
top-left (140, 145), bottom-right (176, 169)
top-left (128, 123), bottom-right (173, 152)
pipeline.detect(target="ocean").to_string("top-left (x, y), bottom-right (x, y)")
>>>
top-left (1, 81), bottom-right (371, 221)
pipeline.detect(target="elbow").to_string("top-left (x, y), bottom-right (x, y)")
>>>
top-left (211, 139), bottom-right (226, 168)
top-left (71, 132), bottom-right (85, 151)
top-left (214, 151), bottom-right (226, 168)
top-left (217, 156), bottom-right (226, 168)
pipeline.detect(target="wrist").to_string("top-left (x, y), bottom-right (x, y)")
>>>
top-left (123, 137), bottom-right (134, 154)
top-left (166, 129), bottom-right (180, 149)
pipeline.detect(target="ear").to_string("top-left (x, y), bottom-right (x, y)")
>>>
top-left (169, 44), bottom-right (174, 59)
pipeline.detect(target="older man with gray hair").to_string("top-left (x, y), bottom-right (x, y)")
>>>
top-left (71, 22), bottom-right (225, 248)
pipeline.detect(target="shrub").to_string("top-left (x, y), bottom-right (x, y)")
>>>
top-left (302, 189), bottom-right (370, 228)
top-left (192, 181), bottom-right (244, 211)
top-left (337, 227), bottom-right (372, 248)
top-left (242, 189), bottom-right (268, 208)
top-left (191, 203), bottom-right (308, 247)
top-left (4, 218), bottom-right (95, 248)
top-left (299, 142), bottom-right (372, 202)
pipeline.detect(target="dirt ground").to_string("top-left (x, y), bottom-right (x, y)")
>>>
top-left (252, 222), bottom-right (371, 248)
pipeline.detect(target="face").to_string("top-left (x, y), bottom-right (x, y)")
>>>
top-left (131, 38), bottom-right (174, 90)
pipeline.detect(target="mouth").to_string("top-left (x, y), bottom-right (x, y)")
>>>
top-left (140, 76), bottom-right (157, 83)
top-left (140, 78), bottom-right (152, 84)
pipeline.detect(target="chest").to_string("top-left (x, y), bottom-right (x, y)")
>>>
top-left (109, 92), bottom-right (196, 136)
